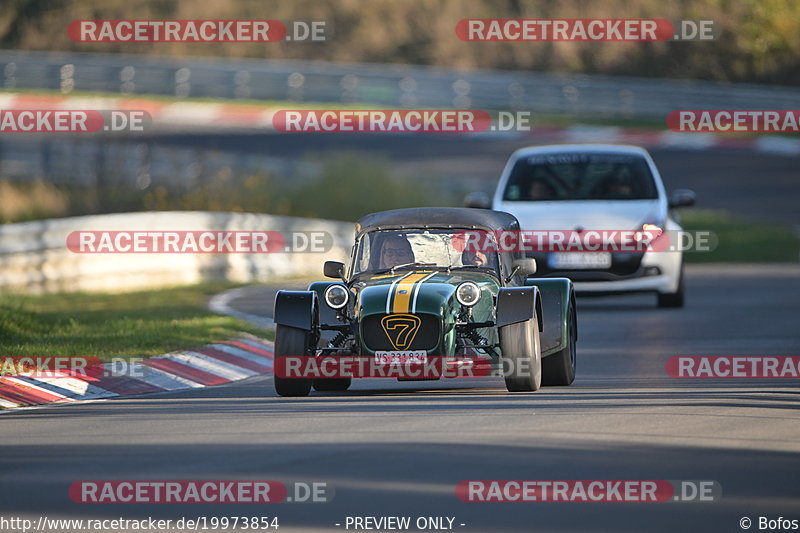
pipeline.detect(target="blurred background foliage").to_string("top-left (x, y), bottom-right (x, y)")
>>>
top-left (2, 154), bottom-right (797, 263)
top-left (0, 0), bottom-right (798, 85)
top-left (0, 154), bottom-right (436, 224)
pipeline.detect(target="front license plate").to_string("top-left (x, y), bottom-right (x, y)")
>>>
top-left (374, 351), bottom-right (428, 365)
top-left (549, 252), bottom-right (612, 269)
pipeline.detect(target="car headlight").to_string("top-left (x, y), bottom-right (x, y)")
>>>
top-left (635, 223), bottom-right (663, 243)
top-left (456, 281), bottom-right (481, 307)
top-left (324, 284), bottom-right (349, 309)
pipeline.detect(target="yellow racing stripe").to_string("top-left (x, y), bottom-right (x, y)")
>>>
top-left (392, 272), bottom-right (433, 313)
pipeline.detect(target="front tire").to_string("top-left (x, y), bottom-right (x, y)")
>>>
top-left (658, 265), bottom-right (685, 308)
top-left (274, 325), bottom-right (314, 397)
top-left (499, 317), bottom-right (542, 392)
top-left (542, 300), bottom-right (576, 386)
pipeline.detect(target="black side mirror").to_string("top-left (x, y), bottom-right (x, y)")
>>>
top-left (505, 258), bottom-right (537, 284)
top-left (464, 192), bottom-right (491, 209)
top-left (324, 261), bottom-right (345, 279)
top-left (669, 189), bottom-right (696, 208)
top-left (513, 258), bottom-right (537, 276)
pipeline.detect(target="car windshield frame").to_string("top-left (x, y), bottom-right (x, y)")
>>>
top-left (350, 228), bottom-right (502, 279)
top-left (502, 152), bottom-right (659, 202)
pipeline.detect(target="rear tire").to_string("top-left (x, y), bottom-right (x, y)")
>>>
top-left (499, 317), bottom-right (541, 392)
top-left (658, 266), bottom-right (685, 308)
top-left (542, 301), bottom-right (576, 386)
top-left (274, 325), bottom-right (314, 397)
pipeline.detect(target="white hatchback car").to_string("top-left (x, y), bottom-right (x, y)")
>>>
top-left (467, 144), bottom-right (695, 307)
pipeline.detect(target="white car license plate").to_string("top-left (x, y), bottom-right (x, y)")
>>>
top-left (374, 351), bottom-right (428, 365)
top-left (549, 252), bottom-right (612, 269)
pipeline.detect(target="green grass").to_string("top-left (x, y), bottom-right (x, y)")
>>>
top-left (680, 209), bottom-right (800, 263)
top-left (0, 283), bottom-right (272, 360)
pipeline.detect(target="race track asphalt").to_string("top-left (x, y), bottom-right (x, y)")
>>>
top-left (2, 264), bottom-right (799, 532)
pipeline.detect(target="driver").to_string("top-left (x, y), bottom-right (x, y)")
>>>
top-left (462, 248), bottom-right (490, 267)
top-left (378, 234), bottom-right (415, 269)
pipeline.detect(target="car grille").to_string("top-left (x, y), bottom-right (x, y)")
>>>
top-left (361, 313), bottom-right (441, 352)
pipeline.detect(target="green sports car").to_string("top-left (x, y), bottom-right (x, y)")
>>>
top-left (272, 207), bottom-right (577, 396)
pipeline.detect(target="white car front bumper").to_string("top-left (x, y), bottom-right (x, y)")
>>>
top-left (572, 250), bottom-right (682, 294)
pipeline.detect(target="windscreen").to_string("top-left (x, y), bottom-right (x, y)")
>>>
top-left (352, 229), bottom-right (499, 276)
top-left (503, 153), bottom-right (659, 201)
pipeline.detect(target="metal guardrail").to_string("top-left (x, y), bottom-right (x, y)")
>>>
top-left (0, 211), bottom-right (352, 293)
top-left (0, 136), bottom-right (321, 188)
top-left (2, 49), bottom-right (800, 119)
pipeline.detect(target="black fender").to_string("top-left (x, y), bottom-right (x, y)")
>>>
top-left (523, 278), bottom-right (575, 357)
top-left (273, 290), bottom-right (318, 331)
top-left (496, 286), bottom-right (543, 332)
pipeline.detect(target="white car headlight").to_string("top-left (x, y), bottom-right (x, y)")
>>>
top-left (456, 281), bottom-right (481, 307)
top-left (635, 223), bottom-right (663, 243)
top-left (324, 284), bottom-right (349, 309)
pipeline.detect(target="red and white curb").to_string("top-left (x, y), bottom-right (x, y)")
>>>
top-left (1, 92), bottom-right (799, 156)
top-left (0, 334), bottom-right (273, 410)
